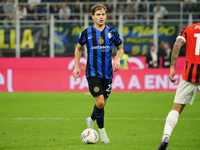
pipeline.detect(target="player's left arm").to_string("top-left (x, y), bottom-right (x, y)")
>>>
top-left (169, 38), bottom-right (185, 82)
top-left (113, 44), bottom-right (124, 72)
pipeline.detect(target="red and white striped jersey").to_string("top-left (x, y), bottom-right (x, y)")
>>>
top-left (177, 23), bottom-right (200, 83)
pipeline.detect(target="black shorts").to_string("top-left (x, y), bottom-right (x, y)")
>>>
top-left (87, 76), bottom-right (112, 98)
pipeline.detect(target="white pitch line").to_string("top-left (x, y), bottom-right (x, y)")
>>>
top-left (0, 118), bottom-right (200, 120)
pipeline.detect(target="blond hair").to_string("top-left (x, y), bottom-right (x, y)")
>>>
top-left (91, 4), bottom-right (107, 15)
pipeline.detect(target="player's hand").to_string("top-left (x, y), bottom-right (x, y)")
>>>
top-left (73, 67), bottom-right (81, 79)
top-left (113, 60), bottom-right (121, 72)
top-left (169, 67), bottom-right (176, 83)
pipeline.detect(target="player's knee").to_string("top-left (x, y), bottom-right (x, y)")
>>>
top-left (96, 100), bottom-right (105, 109)
top-left (95, 95), bottom-right (105, 108)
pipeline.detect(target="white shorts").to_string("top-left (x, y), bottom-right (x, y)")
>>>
top-left (174, 79), bottom-right (200, 105)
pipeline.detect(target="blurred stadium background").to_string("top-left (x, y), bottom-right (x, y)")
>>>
top-left (0, 0), bottom-right (200, 57)
top-left (1, 0), bottom-right (200, 92)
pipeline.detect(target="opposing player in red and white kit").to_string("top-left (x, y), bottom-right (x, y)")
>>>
top-left (158, 23), bottom-right (200, 150)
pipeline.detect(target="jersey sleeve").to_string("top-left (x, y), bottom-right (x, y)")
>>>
top-left (78, 29), bottom-right (87, 45)
top-left (113, 29), bottom-right (122, 46)
top-left (176, 26), bottom-right (187, 43)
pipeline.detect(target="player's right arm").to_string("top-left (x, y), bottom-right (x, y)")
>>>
top-left (73, 43), bottom-right (83, 79)
top-left (169, 38), bottom-right (185, 83)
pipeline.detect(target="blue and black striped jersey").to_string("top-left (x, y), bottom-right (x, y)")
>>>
top-left (78, 25), bottom-right (122, 79)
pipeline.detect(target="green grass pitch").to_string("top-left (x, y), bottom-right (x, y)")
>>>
top-left (0, 92), bottom-right (200, 150)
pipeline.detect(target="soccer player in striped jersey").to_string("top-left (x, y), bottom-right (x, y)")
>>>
top-left (73, 4), bottom-right (124, 143)
top-left (158, 23), bottom-right (200, 150)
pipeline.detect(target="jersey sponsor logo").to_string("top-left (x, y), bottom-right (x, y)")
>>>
top-left (91, 45), bottom-right (110, 52)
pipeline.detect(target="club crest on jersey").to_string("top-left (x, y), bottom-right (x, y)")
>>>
top-left (94, 86), bottom-right (100, 93)
top-left (107, 33), bottom-right (112, 38)
top-left (98, 38), bottom-right (104, 44)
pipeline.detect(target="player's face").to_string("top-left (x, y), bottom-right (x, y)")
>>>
top-left (92, 9), bottom-right (107, 26)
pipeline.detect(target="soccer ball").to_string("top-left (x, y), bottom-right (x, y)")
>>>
top-left (81, 128), bottom-right (99, 144)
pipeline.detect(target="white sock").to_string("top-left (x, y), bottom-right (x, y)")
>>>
top-left (162, 110), bottom-right (179, 141)
top-left (99, 128), bottom-right (105, 132)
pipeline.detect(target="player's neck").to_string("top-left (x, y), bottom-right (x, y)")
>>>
top-left (93, 24), bottom-right (105, 31)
